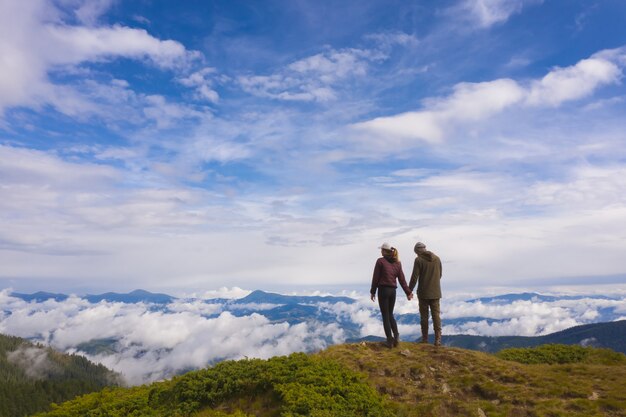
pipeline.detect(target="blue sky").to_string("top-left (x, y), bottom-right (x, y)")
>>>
top-left (1, 0), bottom-right (626, 294)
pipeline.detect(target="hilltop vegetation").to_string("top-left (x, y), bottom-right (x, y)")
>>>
top-left (0, 333), bottom-right (121, 417)
top-left (35, 342), bottom-right (626, 417)
top-left (496, 343), bottom-right (626, 365)
top-left (36, 353), bottom-right (389, 417)
top-left (321, 343), bottom-right (626, 417)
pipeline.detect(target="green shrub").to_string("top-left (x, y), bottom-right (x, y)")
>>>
top-left (36, 353), bottom-right (393, 417)
top-left (496, 344), bottom-right (600, 364)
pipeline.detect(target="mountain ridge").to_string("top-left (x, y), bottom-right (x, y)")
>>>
top-left (351, 319), bottom-right (626, 354)
top-left (442, 319), bottom-right (626, 354)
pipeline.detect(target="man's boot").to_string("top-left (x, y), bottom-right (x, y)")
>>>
top-left (393, 333), bottom-right (400, 347)
top-left (419, 322), bottom-right (429, 343)
top-left (434, 331), bottom-right (442, 347)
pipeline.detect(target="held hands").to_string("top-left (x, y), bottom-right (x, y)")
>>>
top-left (371, 293), bottom-right (413, 301)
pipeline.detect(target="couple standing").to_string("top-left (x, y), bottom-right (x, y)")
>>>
top-left (370, 241), bottom-right (442, 348)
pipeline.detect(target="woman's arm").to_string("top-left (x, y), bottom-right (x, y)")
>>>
top-left (370, 258), bottom-right (382, 299)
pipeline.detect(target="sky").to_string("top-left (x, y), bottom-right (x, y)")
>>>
top-left (1, 0), bottom-right (626, 295)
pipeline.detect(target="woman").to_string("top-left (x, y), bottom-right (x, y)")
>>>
top-left (370, 242), bottom-right (413, 348)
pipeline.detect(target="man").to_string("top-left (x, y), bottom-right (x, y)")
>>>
top-left (409, 242), bottom-right (443, 346)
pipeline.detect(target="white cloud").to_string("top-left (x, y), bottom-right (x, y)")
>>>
top-left (0, 144), bottom-right (120, 189)
top-left (178, 67), bottom-right (220, 103)
top-left (46, 25), bottom-right (192, 68)
top-left (458, 0), bottom-right (542, 28)
top-left (72, 0), bottom-right (117, 26)
top-left (365, 32), bottom-right (419, 49)
top-left (526, 165), bottom-right (626, 209)
top-left (196, 287), bottom-right (252, 299)
top-left (351, 47), bottom-right (625, 149)
top-left (7, 345), bottom-right (59, 380)
top-left (526, 58), bottom-right (621, 106)
top-left (0, 144), bottom-right (233, 259)
top-left (237, 47), bottom-right (386, 102)
top-left (0, 0), bottom-right (198, 116)
top-left (354, 78), bottom-right (524, 144)
top-left (352, 110), bottom-right (444, 143)
top-left (0, 295), bottom-right (346, 384)
top-left (288, 49), bottom-right (374, 82)
top-left (142, 95), bottom-right (208, 128)
top-left (443, 297), bottom-right (626, 336)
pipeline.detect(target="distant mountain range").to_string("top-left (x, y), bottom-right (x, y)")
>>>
top-left (443, 320), bottom-right (626, 354)
top-left (442, 320), bottom-right (626, 354)
top-left (9, 289), bottom-right (623, 327)
top-left (10, 288), bottom-right (620, 306)
top-left (352, 320), bottom-right (626, 355)
top-left (9, 289), bottom-right (625, 343)
top-left (9, 291), bottom-right (69, 303)
top-left (9, 289), bottom-right (626, 355)
top-left (10, 289), bottom-right (175, 304)
top-left (236, 289), bottom-right (355, 305)
top-left (9, 288), bottom-right (355, 305)
top-left (83, 289), bottom-right (176, 304)
top-left (468, 292), bottom-right (615, 304)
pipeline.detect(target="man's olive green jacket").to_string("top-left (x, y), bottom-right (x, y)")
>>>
top-left (409, 251), bottom-right (442, 299)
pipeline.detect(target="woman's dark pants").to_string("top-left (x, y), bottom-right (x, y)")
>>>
top-left (377, 286), bottom-right (399, 342)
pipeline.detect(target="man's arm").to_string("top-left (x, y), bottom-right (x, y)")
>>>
top-left (409, 258), bottom-right (419, 291)
top-left (397, 262), bottom-right (411, 295)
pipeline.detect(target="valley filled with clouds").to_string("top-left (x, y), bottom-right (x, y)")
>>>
top-left (2, 288), bottom-right (625, 384)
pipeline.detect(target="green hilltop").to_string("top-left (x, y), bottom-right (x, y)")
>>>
top-left (33, 342), bottom-right (626, 417)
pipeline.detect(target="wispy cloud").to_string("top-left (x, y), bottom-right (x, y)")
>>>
top-left (0, 0), bottom-right (198, 118)
top-left (177, 67), bottom-right (220, 103)
top-left (453, 0), bottom-right (543, 28)
top-left (73, 0), bottom-right (118, 26)
top-left (7, 345), bottom-right (60, 380)
top-left (237, 43), bottom-right (397, 102)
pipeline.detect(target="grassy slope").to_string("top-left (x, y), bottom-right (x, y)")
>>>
top-left (320, 342), bottom-right (626, 417)
top-left (35, 343), bottom-right (626, 417)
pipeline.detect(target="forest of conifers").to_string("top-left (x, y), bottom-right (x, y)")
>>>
top-left (0, 334), bottom-right (120, 417)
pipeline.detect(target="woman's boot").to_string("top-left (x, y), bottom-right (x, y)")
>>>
top-left (385, 337), bottom-right (394, 349)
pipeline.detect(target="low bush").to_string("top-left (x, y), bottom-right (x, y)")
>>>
top-left (496, 344), bottom-right (625, 365)
top-left (36, 353), bottom-right (393, 417)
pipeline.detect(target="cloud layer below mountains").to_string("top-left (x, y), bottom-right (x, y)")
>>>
top-left (1, 288), bottom-right (625, 384)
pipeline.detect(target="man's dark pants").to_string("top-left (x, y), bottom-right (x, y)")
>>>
top-left (419, 298), bottom-right (441, 342)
